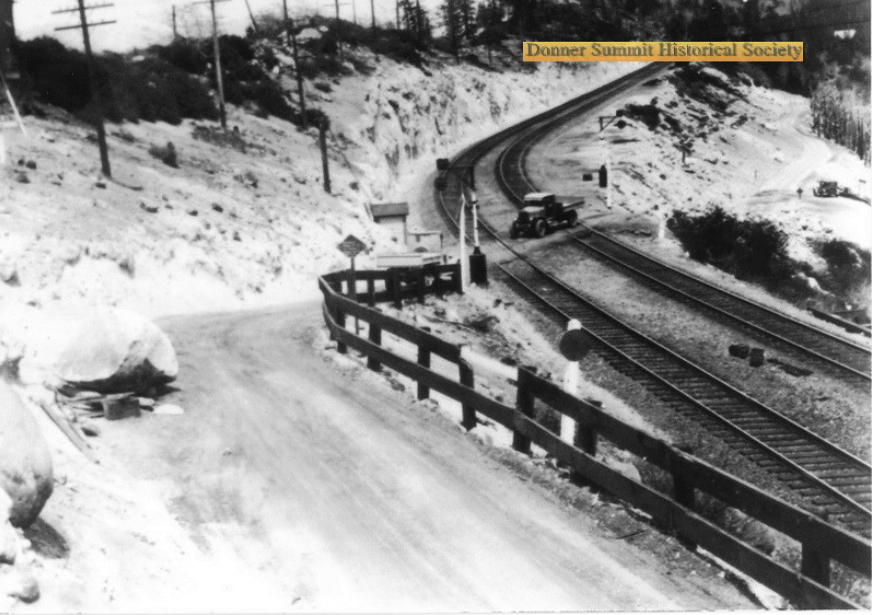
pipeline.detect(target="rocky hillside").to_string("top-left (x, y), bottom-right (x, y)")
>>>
top-left (1, 34), bottom-right (633, 319)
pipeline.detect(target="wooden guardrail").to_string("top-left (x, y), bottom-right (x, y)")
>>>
top-left (319, 269), bottom-right (870, 610)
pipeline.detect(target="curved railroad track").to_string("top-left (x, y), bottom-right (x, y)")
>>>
top-left (496, 116), bottom-right (872, 383)
top-left (432, 65), bottom-right (872, 536)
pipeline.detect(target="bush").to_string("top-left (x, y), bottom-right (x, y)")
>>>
top-left (817, 239), bottom-right (871, 299)
top-left (155, 39), bottom-right (209, 75)
top-left (15, 38), bottom-right (217, 125)
top-left (148, 141), bottom-right (179, 167)
top-left (667, 206), bottom-right (791, 282)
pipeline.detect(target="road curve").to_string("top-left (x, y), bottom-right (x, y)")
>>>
top-left (98, 301), bottom-right (756, 612)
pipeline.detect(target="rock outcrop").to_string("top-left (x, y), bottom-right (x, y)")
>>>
top-left (0, 383), bottom-right (53, 528)
top-left (55, 309), bottom-right (178, 394)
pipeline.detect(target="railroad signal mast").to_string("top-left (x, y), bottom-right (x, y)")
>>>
top-left (53, 0), bottom-right (116, 178)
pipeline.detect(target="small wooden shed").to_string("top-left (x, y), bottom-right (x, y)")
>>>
top-left (371, 202), bottom-right (409, 245)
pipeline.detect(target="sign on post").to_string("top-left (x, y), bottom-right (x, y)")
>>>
top-left (337, 234), bottom-right (368, 336)
top-left (337, 234), bottom-right (367, 259)
top-left (559, 327), bottom-right (593, 362)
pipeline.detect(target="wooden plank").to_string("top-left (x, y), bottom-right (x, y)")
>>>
top-left (520, 369), bottom-right (871, 575)
top-left (512, 368), bottom-right (535, 454)
top-left (459, 360), bottom-right (476, 430)
top-left (514, 415), bottom-right (860, 610)
top-left (367, 325), bottom-right (381, 371)
top-left (417, 346), bottom-right (431, 400)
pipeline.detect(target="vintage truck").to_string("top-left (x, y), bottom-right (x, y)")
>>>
top-left (509, 193), bottom-right (584, 238)
top-left (813, 181), bottom-right (848, 198)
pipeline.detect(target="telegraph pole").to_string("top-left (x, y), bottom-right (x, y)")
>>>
top-left (172, 5), bottom-right (178, 40)
top-left (371, 0), bottom-right (375, 29)
top-left (54, 0), bottom-right (115, 178)
top-left (193, 0), bottom-right (230, 128)
top-left (282, 0), bottom-right (307, 128)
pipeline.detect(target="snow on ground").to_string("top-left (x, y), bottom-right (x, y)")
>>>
top-left (0, 46), bottom-right (644, 611)
top-left (529, 65), bottom-right (871, 254)
top-left (526, 64), bottom-right (871, 320)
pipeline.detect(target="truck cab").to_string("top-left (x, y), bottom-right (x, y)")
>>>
top-left (510, 193), bottom-right (581, 238)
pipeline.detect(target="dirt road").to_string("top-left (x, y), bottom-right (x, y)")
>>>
top-left (100, 302), bottom-right (752, 611)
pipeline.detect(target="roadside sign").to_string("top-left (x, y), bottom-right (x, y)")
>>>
top-left (559, 328), bottom-right (593, 362)
top-left (337, 234), bottom-right (367, 259)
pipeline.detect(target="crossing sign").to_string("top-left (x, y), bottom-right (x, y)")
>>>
top-left (337, 234), bottom-right (367, 259)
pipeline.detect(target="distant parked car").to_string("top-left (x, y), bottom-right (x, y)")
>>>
top-left (813, 181), bottom-right (846, 198)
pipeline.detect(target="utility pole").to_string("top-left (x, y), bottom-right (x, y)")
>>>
top-left (371, 0), bottom-right (375, 30)
top-left (193, 0), bottom-right (230, 128)
top-left (282, 0), bottom-right (307, 129)
top-left (54, 0), bottom-right (115, 178)
top-left (395, 0), bottom-right (400, 29)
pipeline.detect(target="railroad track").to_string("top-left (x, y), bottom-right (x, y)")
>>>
top-left (432, 65), bottom-right (872, 536)
top-left (496, 115), bottom-right (872, 383)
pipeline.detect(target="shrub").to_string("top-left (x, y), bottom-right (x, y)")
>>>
top-left (155, 39), bottom-right (209, 75)
top-left (148, 141), bottom-right (179, 168)
top-left (245, 80), bottom-right (294, 121)
top-left (15, 38), bottom-right (217, 125)
top-left (817, 239), bottom-right (871, 299)
top-left (667, 206), bottom-right (791, 282)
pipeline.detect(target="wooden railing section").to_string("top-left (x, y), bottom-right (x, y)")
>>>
top-left (319, 269), bottom-right (871, 610)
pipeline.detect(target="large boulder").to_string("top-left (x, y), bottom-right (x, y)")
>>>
top-left (0, 382), bottom-right (53, 528)
top-left (55, 309), bottom-right (178, 394)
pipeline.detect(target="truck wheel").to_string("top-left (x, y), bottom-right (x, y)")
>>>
top-left (566, 211), bottom-right (578, 227)
top-left (534, 219), bottom-right (548, 238)
top-left (509, 222), bottom-right (520, 239)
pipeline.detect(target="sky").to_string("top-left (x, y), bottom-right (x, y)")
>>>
top-left (13, 0), bottom-right (444, 51)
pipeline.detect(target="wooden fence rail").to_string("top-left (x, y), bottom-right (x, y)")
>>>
top-left (319, 270), bottom-right (870, 610)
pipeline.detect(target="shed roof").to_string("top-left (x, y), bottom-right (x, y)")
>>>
top-left (371, 202), bottom-right (409, 218)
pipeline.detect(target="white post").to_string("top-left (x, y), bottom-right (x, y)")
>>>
top-left (560, 319), bottom-right (582, 444)
top-left (458, 192), bottom-right (468, 292)
top-left (0, 131), bottom-right (5, 166)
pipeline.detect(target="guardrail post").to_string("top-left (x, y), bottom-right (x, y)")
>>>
top-left (392, 270), bottom-right (402, 309)
top-left (367, 325), bottom-right (381, 371)
top-left (459, 360), bottom-right (476, 430)
top-left (513, 369), bottom-right (535, 454)
top-left (417, 345), bottom-right (431, 400)
top-left (672, 469), bottom-right (696, 550)
top-left (336, 308), bottom-right (347, 354)
top-left (570, 422), bottom-right (597, 486)
top-left (801, 544), bottom-right (831, 588)
top-left (416, 269), bottom-right (425, 304)
top-left (367, 279), bottom-right (375, 306)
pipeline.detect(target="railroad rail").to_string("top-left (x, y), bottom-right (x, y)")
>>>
top-left (496, 113), bottom-right (872, 383)
top-left (432, 65), bottom-right (872, 535)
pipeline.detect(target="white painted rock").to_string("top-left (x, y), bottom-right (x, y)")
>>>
top-left (0, 383), bottom-right (53, 528)
top-left (55, 309), bottom-right (178, 394)
top-left (153, 404), bottom-right (184, 416)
